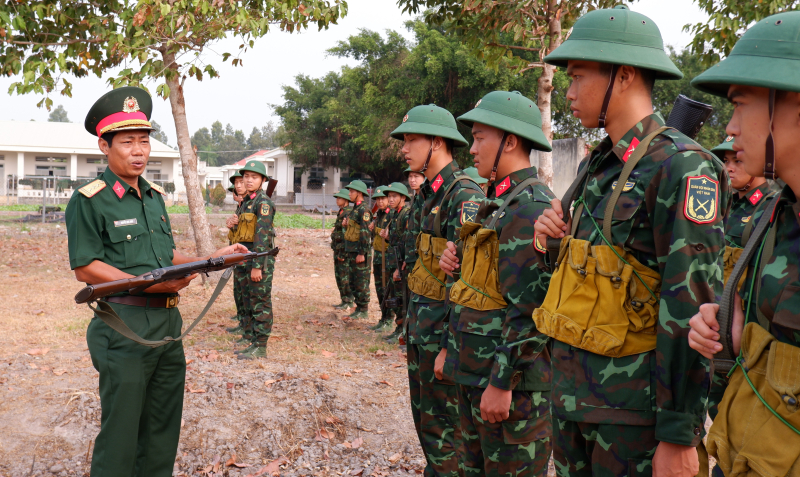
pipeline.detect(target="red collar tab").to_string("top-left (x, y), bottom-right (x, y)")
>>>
top-left (250, 192), bottom-right (257, 199)
top-left (112, 181), bottom-right (125, 199)
top-left (385, 207), bottom-right (390, 213)
top-left (431, 174), bottom-right (444, 193)
top-left (749, 189), bottom-right (763, 205)
top-left (356, 200), bottom-right (362, 206)
top-left (622, 137), bottom-right (641, 163)
top-left (496, 177), bottom-right (512, 196)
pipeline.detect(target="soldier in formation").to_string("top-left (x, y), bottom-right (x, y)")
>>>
top-left (689, 10), bottom-right (800, 477)
top-left (370, 186), bottom-right (396, 330)
top-left (384, 182), bottom-right (412, 342)
top-left (390, 104), bottom-right (485, 477)
top-left (226, 172), bottom-right (248, 333)
top-left (342, 180), bottom-right (373, 320)
top-left (331, 188), bottom-right (354, 309)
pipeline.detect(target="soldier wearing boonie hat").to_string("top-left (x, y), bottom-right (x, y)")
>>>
top-left (533, 6), bottom-right (730, 476)
top-left (389, 104), bottom-right (485, 477)
top-left (688, 11), bottom-right (800, 477)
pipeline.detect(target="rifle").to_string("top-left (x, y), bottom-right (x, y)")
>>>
top-left (266, 178), bottom-right (278, 198)
top-left (75, 248), bottom-right (280, 304)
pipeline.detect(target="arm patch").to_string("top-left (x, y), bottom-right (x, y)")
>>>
top-left (684, 175), bottom-right (719, 224)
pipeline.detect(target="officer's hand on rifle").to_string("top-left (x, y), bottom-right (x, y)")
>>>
top-left (689, 294), bottom-right (745, 359)
top-left (535, 199), bottom-right (571, 243)
top-left (145, 274), bottom-right (198, 294)
top-left (439, 241), bottom-right (458, 277)
top-left (212, 243), bottom-right (249, 258)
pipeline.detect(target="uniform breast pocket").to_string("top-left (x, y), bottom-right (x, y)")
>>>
top-left (107, 224), bottom-right (150, 268)
top-left (591, 191), bottom-right (645, 241)
top-left (159, 220), bottom-right (175, 259)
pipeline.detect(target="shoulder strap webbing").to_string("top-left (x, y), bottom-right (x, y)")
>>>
top-left (432, 175), bottom-right (479, 238)
top-left (546, 159), bottom-right (591, 266)
top-left (742, 189), bottom-right (779, 244)
top-left (486, 177), bottom-right (543, 230)
top-left (601, 126), bottom-right (670, 243)
top-left (714, 197), bottom-right (780, 374)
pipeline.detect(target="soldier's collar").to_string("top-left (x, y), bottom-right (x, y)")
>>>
top-left (424, 161), bottom-right (459, 192)
top-left (608, 113), bottom-right (665, 164)
top-left (489, 167), bottom-right (538, 198)
top-left (102, 168), bottom-right (151, 201)
top-left (356, 200), bottom-right (362, 206)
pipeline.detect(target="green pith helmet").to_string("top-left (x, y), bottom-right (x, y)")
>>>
top-left (386, 182), bottom-right (411, 199)
top-left (239, 160), bottom-right (268, 179)
top-left (229, 171), bottom-right (242, 185)
top-left (371, 186), bottom-right (387, 199)
top-left (333, 188), bottom-right (351, 201)
top-left (710, 135), bottom-right (735, 158)
top-left (346, 179), bottom-right (369, 196)
top-left (457, 91), bottom-right (552, 152)
top-left (85, 86), bottom-right (155, 137)
top-left (463, 167), bottom-right (488, 185)
top-left (403, 166), bottom-right (424, 176)
top-left (227, 185), bottom-right (235, 192)
top-left (389, 104), bottom-right (469, 147)
top-left (692, 11), bottom-right (800, 97)
top-left (544, 5), bottom-right (682, 80)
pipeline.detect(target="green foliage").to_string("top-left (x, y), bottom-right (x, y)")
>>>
top-left (192, 120), bottom-right (281, 166)
top-left (150, 120), bottom-right (170, 146)
top-left (209, 183), bottom-right (226, 207)
top-left (274, 20), bottom-right (540, 183)
top-left (47, 104), bottom-right (70, 122)
top-left (686, 0), bottom-right (800, 67)
top-left (274, 212), bottom-right (325, 229)
top-left (0, 0), bottom-right (348, 109)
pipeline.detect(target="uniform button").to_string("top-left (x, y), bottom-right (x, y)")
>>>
top-left (694, 427), bottom-right (701, 436)
top-left (126, 234), bottom-right (131, 240)
top-left (694, 244), bottom-right (704, 251)
top-left (151, 229), bottom-right (154, 233)
top-left (159, 257), bottom-right (162, 261)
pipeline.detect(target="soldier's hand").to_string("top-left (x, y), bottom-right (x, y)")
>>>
top-left (212, 243), bottom-right (249, 258)
top-left (434, 348), bottom-right (447, 380)
top-left (231, 214), bottom-right (239, 225)
top-left (652, 442), bottom-right (699, 477)
top-left (688, 294), bottom-right (744, 359)
top-left (380, 228), bottom-right (389, 239)
top-left (480, 385), bottom-right (512, 424)
top-left (342, 218), bottom-right (348, 227)
top-left (439, 241), bottom-right (459, 276)
top-left (393, 269), bottom-right (401, 281)
top-left (401, 262), bottom-right (407, 271)
top-left (145, 274), bottom-right (198, 294)
top-left (251, 268), bottom-right (263, 282)
top-left (356, 254), bottom-right (365, 264)
top-left (535, 198), bottom-right (570, 241)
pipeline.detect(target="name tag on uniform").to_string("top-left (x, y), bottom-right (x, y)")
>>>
top-left (114, 218), bottom-right (138, 227)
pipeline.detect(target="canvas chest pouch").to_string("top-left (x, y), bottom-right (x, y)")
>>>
top-left (232, 212), bottom-right (256, 243)
top-left (373, 227), bottom-right (388, 252)
top-left (408, 232), bottom-right (448, 300)
top-left (344, 221), bottom-right (361, 242)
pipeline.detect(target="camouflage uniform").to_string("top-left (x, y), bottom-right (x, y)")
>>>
top-left (239, 190), bottom-right (277, 345)
top-left (407, 161), bottom-right (484, 477)
top-left (447, 168), bottom-right (555, 477)
top-left (372, 206), bottom-right (395, 322)
top-left (228, 197), bottom-right (249, 333)
top-left (344, 200), bottom-right (372, 312)
top-left (332, 205), bottom-right (354, 306)
top-left (546, 114), bottom-right (730, 476)
top-left (388, 202), bottom-right (412, 326)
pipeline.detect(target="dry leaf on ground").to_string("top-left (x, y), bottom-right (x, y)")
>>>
top-left (320, 373), bottom-right (330, 380)
top-left (321, 350), bottom-right (335, 358)
top-left (244, 456), bottom-right (288, 477)
top-left (379, 380), bottom-right (393, 387)
top-left (26, 348), bottom-right (49, 356)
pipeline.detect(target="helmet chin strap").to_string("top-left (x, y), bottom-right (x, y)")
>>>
top-left (598, 64), bottom-right (620, 129)
top-left (416, 139), bottom-right (434, 174)
top-left (735, 179), bottom-right (753, 193)
top-left (489, 132), bottom-right (510, 183)
top-left (764, 88), bottom-right (778, 180)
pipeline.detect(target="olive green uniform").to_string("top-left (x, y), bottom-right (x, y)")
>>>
top-left (67, 168), bottom-right (184, 477)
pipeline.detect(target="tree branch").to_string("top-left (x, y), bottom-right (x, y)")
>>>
top-left (486, 42), bottom-right (542, 53)
top-left (2, 38), bottom-right (105, 46)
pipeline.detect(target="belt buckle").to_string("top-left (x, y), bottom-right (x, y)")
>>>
top-left (166, 296), bottom-right (180, 308)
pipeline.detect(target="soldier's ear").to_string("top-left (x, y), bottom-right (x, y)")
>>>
top-left (98, 138), bottom-right (111, 156)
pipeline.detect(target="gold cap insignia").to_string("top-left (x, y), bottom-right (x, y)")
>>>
top-left (122, 96), bottom-right (140, 114)
top-left (402, 115), bottom-right (408, 123)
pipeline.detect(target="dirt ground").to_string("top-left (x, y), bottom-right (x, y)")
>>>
top-left (0, 213), bottom-right (423, 477)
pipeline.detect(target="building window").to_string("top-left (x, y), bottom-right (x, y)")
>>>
top-left (96, 166), bottom-right (106, 177)
top-left (35, 156), bottom-right (66, 162)
top-left (146, 170), bottom-right (169, 181)
top-left (148, 161), bottom-right (162, 165)
top-left (86, 158), bottom-right (106, 164)
top-left (36, 165), bottom-right (67, 176)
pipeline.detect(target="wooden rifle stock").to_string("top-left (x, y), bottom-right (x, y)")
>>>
top-left (266, 178), bottom-right (278, 198)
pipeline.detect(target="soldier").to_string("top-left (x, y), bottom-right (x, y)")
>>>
top-left (533, 6), bottom-right (730, 476)
top-left (66, 86), bottom-right (247, 477)
top-left (438, 90), bottom-right (555, 477)
top-left (234, 161), bottom-right (277, 360)
top-left (688, 12), bottom-right (800, 477)
top-left (390, 104), bottom-right (484, 477)
top-left (384, 182), bottom-right (412, 341)
top-left (331, 188), bottom-right (354, 309)
top-left (226, 172), bottom-right (249, 334)
top-left (370, 186), bottom-right (396, 330)
top-left (342, 180), bottom-right (373, 319)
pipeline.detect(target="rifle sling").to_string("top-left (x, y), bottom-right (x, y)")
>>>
top-left (714, 198), bottom-right (779, 374)
top-left (87, 267), bottom-right (234, 348)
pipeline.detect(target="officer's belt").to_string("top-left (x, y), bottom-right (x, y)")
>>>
top-left (103, 295), bottom-right (180, 308)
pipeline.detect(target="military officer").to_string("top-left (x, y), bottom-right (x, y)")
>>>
top-left (370, 186), bottom-right (396, 330)
top-left (390, 104), bottom-right (485, 477)
top-left (438, 91), bottom-right (555, 477)
top-left (533, 6), bottom-right (730, 476)
top-left (689, 12), bottom-right (800, 477)
top-left (233, 161), bottom-right (277, 360)
top-left (384, 182), bottom-right (412, 342)
top-left (342, 180), bottom-right (373, 319)
top-left (66, 86), bottom-right (247, 477)
top-left (332, 188), bottom-right (354, 309)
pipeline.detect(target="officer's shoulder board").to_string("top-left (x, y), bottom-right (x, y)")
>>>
top-left (146, 179), bottom-right (166, 195)
top-left (78, 179), bottom-right (107, 198)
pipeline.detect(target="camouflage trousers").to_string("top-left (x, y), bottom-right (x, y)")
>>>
top-left (242, 256), bottom-right (275, 344)
top-left (552, 418), bottom-right (658, 477)
top-left (334, 251), bottom-right (353, 304)
top-left (233, 263), bottom-right (248, 328)
top-left (456, 385), bottom-right (552, 477)
top-left (346, 251), bottom-right (371, 310)
top-left (374, 262), bottom-right (400, 321)
top-left (407, 342), bottom-right (461, 477)
top-left (388, 269), bottom-right (406, 327)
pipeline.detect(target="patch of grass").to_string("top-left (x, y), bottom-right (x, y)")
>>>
top-left (0, 204), bottom-right (67, 211)
top-left (274, 212), bottom-right (329, 229)
top-left (166, 205), bottom-right (212, 214)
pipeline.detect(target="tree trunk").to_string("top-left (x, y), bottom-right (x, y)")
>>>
top-left (534, 0), bottom-right (564, 189)
top-left (162, 48), bottom-right (215, 259)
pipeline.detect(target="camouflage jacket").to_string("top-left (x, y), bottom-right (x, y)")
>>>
top-left (389, 203), bottom-right (411, 270)
top-left (407, 161), bottom-right (485, 344)
top-left (403, 191), bottom-right (424, 268)
top-left (331, 205), bottom-right (351, 253)
top-left (740, 185), bottom-right (800, 347)
top-left (549, 114), bottom-right (730, 447)
top-left (725, 182), bottom-right (778, 248)
top-left (448, 167), bottom-right (555, 391)
top-left (227, 197), bottom-right (247, 244)
top-left (240, 190), bottom-right (276, 270)
top-left (372, 207), bottom-right (396, 265)
top-left (344, 200), bottom-right (371, 255)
